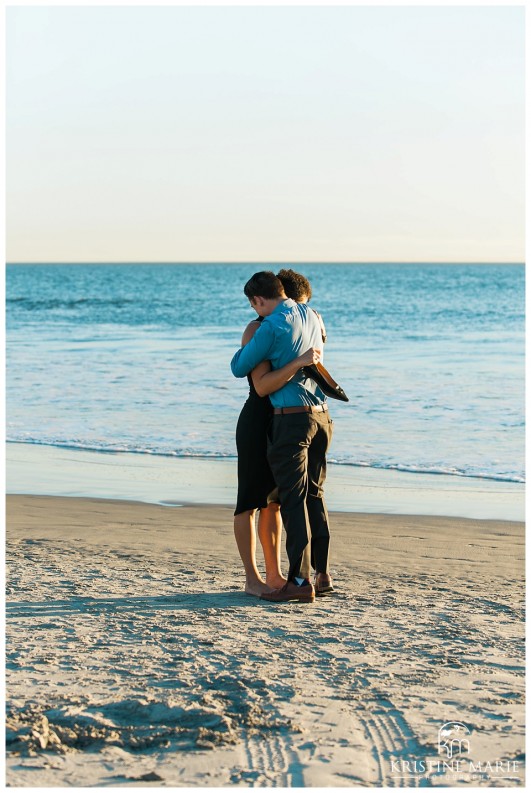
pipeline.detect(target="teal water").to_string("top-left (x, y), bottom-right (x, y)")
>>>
top-left (6, 263), bottom-right (525, 484)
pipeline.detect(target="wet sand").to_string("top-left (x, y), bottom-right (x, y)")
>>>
top-left (6, 495), bottom-right (525, 787)
top-left (7, 441), bottom-right (525, 521)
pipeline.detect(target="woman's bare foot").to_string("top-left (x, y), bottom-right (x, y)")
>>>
top-left (244, 579), bottom-right (271, 597)
top-left (266, 574), bottom-right (288, 590)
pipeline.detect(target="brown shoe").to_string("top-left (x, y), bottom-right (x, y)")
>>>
top-left (314, 573), bottom-right (334, 596)
top-left (260, 580), bottom-right (315, 603)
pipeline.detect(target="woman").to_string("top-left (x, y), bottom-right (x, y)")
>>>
top-left (234, 270), bottom-right (322, 596)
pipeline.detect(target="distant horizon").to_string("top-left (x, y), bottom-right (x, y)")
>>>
top-left (6, 260), bottom-right (525, 266)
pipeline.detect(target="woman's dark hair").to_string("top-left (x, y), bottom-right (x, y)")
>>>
top-left (277, 268), bottom-right (312, 302)
top-left (244, 271), bottom-right (285, 300)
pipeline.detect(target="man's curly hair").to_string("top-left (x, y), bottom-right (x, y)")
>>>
top-left (276, 268), bottom-right (312, 302)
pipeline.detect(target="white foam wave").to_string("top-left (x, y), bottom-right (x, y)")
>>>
top-left (7, 438), bottom-right (524, 485)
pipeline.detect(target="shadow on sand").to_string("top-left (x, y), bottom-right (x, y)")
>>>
top-left (5, 590), bottom-right (290, 618)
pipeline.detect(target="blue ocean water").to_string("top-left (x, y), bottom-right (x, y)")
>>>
top-left (6, 263), bottom-right (525, 484)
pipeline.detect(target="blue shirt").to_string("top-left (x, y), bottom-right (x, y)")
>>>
top-left (230, 299), bottom-right (326, 408)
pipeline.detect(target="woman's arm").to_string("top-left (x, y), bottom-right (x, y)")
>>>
top-left (252, 348), bottom-right (321, 397)
top-left (241, 320), bottom-right (321, 398)
top-left (241, 320), bottom-right (262, 346)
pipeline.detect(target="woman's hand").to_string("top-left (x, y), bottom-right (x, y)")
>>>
top-left (297, 347), bottom-right (322, 367)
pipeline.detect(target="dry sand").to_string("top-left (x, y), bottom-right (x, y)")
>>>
top-left (6, 495), bottom-right (525, 787)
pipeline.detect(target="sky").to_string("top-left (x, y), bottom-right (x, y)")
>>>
top-left (6, 4), bottom-right (525, 263)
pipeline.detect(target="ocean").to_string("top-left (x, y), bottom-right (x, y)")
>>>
top-left (6, 263), bottom-right (525, 486)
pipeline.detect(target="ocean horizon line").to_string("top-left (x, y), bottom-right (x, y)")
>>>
top-left (6, 261), bottom-right (525, 267)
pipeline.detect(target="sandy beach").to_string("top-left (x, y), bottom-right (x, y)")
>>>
top-left (6, 494), bottom-right (525, 787)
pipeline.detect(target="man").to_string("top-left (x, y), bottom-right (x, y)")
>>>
top-left (230, 271), bottom-right (334, 603)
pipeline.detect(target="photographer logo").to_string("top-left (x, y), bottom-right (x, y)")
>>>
top-left (438, 722), bottom-right (470, 758)
top-left (389, 721), bottom-right (521, 783)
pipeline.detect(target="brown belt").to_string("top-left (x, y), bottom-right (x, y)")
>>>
top-left (273, 404), bottom-right (328, 415)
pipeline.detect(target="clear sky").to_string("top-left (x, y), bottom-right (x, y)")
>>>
top-left (6, 4), bottom-right (525, 263)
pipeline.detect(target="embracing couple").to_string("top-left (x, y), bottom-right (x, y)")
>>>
top-left (230, 269), bottom-right (334, 604)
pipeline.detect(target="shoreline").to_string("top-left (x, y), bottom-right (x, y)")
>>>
top-left (7, 441), bottom-right (525, 521)
top-left (5, 491), bottom-right (526, 528)
top-left (6, 494), bottom-right (525, 787)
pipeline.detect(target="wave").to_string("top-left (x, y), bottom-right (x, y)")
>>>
top-left (7, 439), bottom-right (525, 485)
top-left (327, 457), bottom-right (525, 484)
top-left (7, 297), bottom-right (135, 310)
